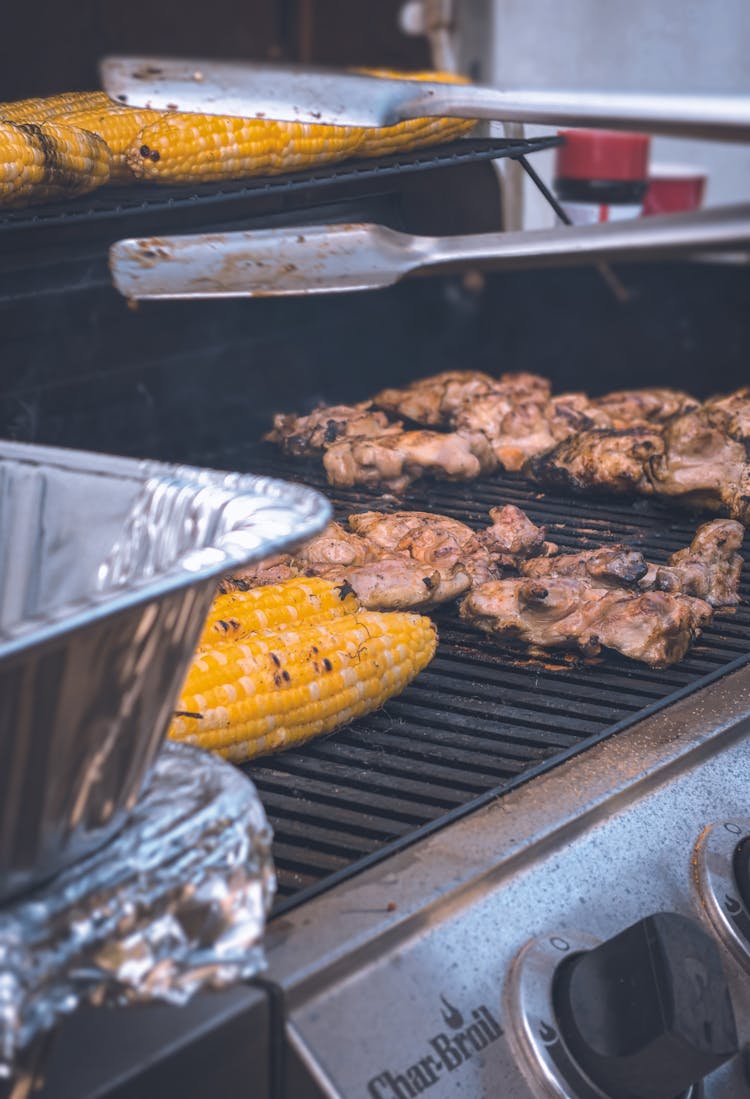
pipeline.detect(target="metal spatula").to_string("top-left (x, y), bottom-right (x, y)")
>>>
top-left (109, 204), bottom-right (750, 300)
top-left (100, 56), bottom-right (750, 143)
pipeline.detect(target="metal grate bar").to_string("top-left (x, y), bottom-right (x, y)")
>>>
top-left (206, 444), bottom-right (750, 913)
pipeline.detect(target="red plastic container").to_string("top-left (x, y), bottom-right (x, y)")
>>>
top-left (554, 130), bottom-right (651, 224)
top-left (643, 164), bottom-right (707, 216)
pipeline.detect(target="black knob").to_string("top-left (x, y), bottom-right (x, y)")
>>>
top-left (552, 912), bottom-right (737, 1099)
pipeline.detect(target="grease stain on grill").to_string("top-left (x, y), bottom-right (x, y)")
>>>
top-left (225, 447), bottom-right (750, 912)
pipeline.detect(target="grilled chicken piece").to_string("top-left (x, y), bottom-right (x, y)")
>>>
top-left (455, 392), bottom-right (610, 471)
top-left (373, 370), bottom-right (501, 427)
top-left (264, 403), bottom-right (401, 456)
top-left (590, 388), bottom-right (699, 430)
top-left (372, 370), bottom-right (550, 428)
top-left (219, 555), bottom-right (299, 590)
top-left (649, 408), bottom-right (750, 521)
top-left (641, 519), bottom-right (745, 607)
top-left (521, 545), bottom-right (648, 587)
top-left (702, 387), bottom-right (750, 449)
top-left (294, 517), bottom-right (466, 609)
top-left (460, 577), bottom-right (615, 655)
top-left (588, 591), bottom-right (713, 667)
top-left (479, 505), bottom-right (556, 564)
top-left (294, 521), bottom-right (371, 568)
top-left (461, 576), bottom-right (713, 667)
top-left (349, 510), bottom-right (491, 588)
top-left (322, 430), bottom-right (497, 493)
top-left (312, 558), bottom-right (445, 611)
top-left (525, 428), bottom-right (664, 495)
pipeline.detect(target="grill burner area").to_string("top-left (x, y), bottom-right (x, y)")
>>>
top-left (204, 445), bottom-right (750, 914)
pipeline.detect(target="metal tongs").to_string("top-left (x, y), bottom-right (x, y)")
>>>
top-left (101, 57), bottom-right (750, 300)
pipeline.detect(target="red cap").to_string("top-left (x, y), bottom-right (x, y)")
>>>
top-left (556, 130), bottom-right (651, 182)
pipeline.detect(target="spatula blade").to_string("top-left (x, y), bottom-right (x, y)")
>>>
top-left (99, 56), bottom-right (418, 128)
top-left (109, 223), bottom-right (419, 300)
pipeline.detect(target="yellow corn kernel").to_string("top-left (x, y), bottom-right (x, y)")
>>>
top-left (200, 576), bottom-right (359, 648)
top-left (53, 103), bottom-right (164, 182)
top-left (125, 114), bottom-right (366, 184)
top-left (0, 91), bottom-right (111, 124)
top-left (0, 121), bottom-right (111, 208)
top-left (169, 611), bottom-right (438, 762)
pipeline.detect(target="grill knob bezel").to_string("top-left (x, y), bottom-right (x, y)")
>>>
top-left (504, 931), bottom-right (701, 1099)
top-left (694, 819), bottom-right (750, 971)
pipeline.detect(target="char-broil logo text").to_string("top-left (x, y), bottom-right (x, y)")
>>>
top-left (366, 995), bottom-right (503, 1098)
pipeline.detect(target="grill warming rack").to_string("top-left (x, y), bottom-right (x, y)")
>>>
top-left (200, 445), bottom-right (750, 915)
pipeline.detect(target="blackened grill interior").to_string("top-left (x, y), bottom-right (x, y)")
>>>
top-left (217, 445), bottom-right (750, 913)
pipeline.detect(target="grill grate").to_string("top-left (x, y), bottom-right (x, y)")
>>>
top-left (0, 135), bottom-right (560, 249)
top-left (200, 443), bottom-right (750, 913)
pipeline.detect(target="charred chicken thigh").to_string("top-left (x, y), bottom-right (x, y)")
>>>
top-left (641, 519), bottom-right (745, 607)
top-left (373, 370), bottom-right (501, 427)
top-left (589, 388), bottom-right (699, 430)
top-left (322, 430), bottom-right (497, 493)
top-left (525, 427), bottom-right (664, 495)
top-left (265, 402), bottom-right (400, 456)
top-left (460, 576), bottom-right (713, 667)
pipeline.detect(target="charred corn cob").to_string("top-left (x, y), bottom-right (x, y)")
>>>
top-left (169, 611), bottom-right (437, 761)
top-left (125, 68), bottom-right (475, 185)
top-left (0, 91), bottom-right (110, 124)
top-left (53, 102), bottom-right (164, 182)
top-left (0, 121), bottom-right (111, 207)
top-left (200, 577), bottom-right (359, 648)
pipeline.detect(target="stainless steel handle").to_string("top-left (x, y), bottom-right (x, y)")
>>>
top-left (109, 205), bottom-right (750, 300)
top-left (397, 86), bottom-right (750, 142)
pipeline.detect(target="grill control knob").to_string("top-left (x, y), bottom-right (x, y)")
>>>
top-left (552, 912), bottom-right (737, 1099)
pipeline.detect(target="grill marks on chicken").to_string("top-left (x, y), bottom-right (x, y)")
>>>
top-left (228, 507), bottom-right (551, 611)
top-left (461, 577), bottom-right (713, 668)
top-left (266, 376), bottom-right (750, 517)
top-left (589, 388), bottom-right (699, 430)
top-left (526, 428), bottom-right (665, 496)
top-left (373, 370), bottom-right (549, 427)
top-left (649, 407), bottom-right (750, 524)
top-left (520, 520), bottom-right (744, 608)
top-left (462, 517), bottom-right (743, 667)
top-left (641, 519), bottom-right (745, 607)
top-left (322, 429), bottom-right (497, 494)
top-left (264, 403), bottom-right (401, 456)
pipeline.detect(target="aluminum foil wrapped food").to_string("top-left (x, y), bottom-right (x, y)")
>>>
top-left (0, 742), bottom-right (275, 1079)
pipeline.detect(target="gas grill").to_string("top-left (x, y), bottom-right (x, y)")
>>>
top-left (2, 136), bottom-right (750, 1098)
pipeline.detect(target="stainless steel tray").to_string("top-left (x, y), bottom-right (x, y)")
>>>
top-left (0, 441), bottom-right (330, 901)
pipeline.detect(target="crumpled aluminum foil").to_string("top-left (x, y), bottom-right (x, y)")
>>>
top-left (0, 742), bottom-right (275, 1079)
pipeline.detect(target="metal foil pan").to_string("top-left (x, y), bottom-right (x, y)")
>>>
top-left (0, 441), bottom-right (330, 901)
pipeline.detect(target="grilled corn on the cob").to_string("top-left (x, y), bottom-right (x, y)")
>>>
top-left (0, 121), bottom-right (111, 207)
top-left (200, 577), bottom-right (358, 648)
top-left (169, 611), bottom-right (437, 761)
top-left (54, 103), bottom-right (163, 181)
top-left (125, 68), bottom-right (475, 185)
top-left (0, 91), bottom-right (110, 124)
